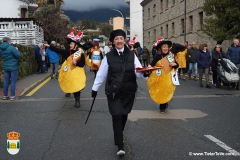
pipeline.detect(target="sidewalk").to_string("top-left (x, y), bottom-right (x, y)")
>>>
top-left (0, 72), bottom-right (50, 98)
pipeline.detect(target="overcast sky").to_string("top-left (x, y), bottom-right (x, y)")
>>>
top-left (62, 0), bottom-right (129, 12)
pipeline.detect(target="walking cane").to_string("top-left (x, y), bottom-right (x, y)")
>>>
top-left (84, 97), bottom-right (96, 124)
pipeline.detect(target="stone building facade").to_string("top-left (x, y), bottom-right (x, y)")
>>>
top-left (125, 0), bottom-right (143, 47)
top-left (141, 0), bottom-right (231, 52)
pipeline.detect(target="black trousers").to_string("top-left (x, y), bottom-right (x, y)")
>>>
top-left (178, 68), bottom-right (186, 74)
top-left (93, 70), bottom-right (97, 77)
top-left (212, 67), bottom-right (220, 84)
top-left (73, 91), bottom-right (81, 98)
top-left (37, 61), bottom-right (42, 72)
top-left (112, 115), bottom-right (128, 146)
top-left (142, 59), bottom-right (148, 67)
top-left (159, 103), bottom-right (168, 110)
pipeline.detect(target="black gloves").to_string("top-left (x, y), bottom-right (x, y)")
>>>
top-left (143, 70), bottom-right (152, 77)
top-left (92, 90), bottom-right (97, 98)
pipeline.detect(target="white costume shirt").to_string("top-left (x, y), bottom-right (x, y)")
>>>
top-left (92, 47), bottom-right (145, 91)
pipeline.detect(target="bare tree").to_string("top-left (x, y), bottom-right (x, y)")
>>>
top-left (33, 4), bottom-right (69, 42)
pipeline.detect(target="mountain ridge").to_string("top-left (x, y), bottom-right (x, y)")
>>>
top-left (63, 7), bottom-right (130, 25)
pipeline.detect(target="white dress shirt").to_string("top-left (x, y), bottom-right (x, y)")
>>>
top-left (92, 48), bottom-right (145, 91)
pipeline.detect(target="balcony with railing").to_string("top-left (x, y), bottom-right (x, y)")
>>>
top-left (0, 19), bottom-right (44, 45)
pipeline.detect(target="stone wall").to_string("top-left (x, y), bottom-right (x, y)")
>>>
top-left (142, 0), bottom-right (232, 53)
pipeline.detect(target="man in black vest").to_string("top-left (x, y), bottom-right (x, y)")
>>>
top-left (91, 29), bottom-right (150, 156)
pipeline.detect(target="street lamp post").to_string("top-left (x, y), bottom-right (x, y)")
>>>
top-left (110, 9), bottom-right (125, 30)
top-left (110, 9), bottom-right (123, 18)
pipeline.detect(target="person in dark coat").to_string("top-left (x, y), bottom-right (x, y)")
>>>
top-left (0, 37), bottom-right (21, 100)
top-left (141, 46), bottom-right (150, 67)
top-left (34, 43), bottom-right (43, 74)
top-left (227, 39), bottom-right (240, 70)
top-left (196, 43), bottom-right (212, 88)
top-left (187, 42), bottom-right (198, 80)
top-left (91, 29), bottom-right (150, 156)
top-left (212, 44), bottom-right (227, 85)
top-left (151, 44), bottom-right (157, 58)
top-left (227, 39), bottom-right (240, 88)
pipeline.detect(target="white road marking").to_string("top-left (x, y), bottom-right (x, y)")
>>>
top-left (137, 89), bottom-right (146, 95)
top-left (205, 135), bottom-right (240, 156)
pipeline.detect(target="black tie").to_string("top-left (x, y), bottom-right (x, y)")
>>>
top-left (119, 51), bottom-right (123, 59)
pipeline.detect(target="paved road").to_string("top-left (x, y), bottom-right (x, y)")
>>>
top-left (1, 68), bottom-right (240, 160)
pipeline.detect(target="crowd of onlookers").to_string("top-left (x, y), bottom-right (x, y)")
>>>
top-left (34, 41), bottom-right (66, 79)
top-left (126, 38), bottom-right (240, 89)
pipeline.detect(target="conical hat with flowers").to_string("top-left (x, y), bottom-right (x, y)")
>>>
top-left (66, 27), bottom-right (83, 47)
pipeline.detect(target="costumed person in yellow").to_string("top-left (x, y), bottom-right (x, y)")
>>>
top-left (44, 28), bottom-right (94, 108)
top-left (176, 47), bottom-right (188, 80)
top-left (85, 48), bottom-right (92, 71)
top-left (91, 29), bottom-right (151, 156)
top-left (88, 38), bottom-right (103, 78)
top-left (148, 38), bottom-right (185, 113)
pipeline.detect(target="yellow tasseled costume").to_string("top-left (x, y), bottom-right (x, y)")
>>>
top-left (175, 49), bottom-right (187, 68)
top-left (85, 55), bottom-right (91, 67)
top-left (58, 56), bottom-right (86, 93)
top-left (147, 60), bottom-right (176, 104)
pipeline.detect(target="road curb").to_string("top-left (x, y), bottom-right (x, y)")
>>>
top-left (18, 75), bottom-right (50, 98)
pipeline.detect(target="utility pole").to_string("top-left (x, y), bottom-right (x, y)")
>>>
top-left (184, 0), bottom-right (186, 42)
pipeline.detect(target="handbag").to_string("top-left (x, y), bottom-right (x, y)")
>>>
top-left (105, 52), bottom-right (127, 99)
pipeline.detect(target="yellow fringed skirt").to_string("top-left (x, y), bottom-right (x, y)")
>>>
top-left (147, 60), bottom-right (176, 104)
top-left (58, 56), bottom-right (86, 93)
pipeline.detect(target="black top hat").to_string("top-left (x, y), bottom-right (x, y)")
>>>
top-left (66, 38), bottom-right (82, 47)
top-left (155, 38), bottom-right (172, 51)
top-left (109, 29), bottom-right (126, 42)
top-left (170, 43), bottom-right (186, 54)
top-left (82, 41), bottom-right (94, 50)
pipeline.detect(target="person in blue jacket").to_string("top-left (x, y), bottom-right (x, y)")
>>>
top-left (0, 37), bottom-right (21, 100)
top-left (45, 41), bottom-right (60, 79)
top-left (196, 43), bottom-right (212, 88)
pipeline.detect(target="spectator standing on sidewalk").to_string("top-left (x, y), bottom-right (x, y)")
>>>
top-left (34, 43), bottom-right (43, 74)
top-left (187, 42), bottom-right (198, 80)
top-left (196, 43), bottom-right (212, 88)
top-left (0, 37), bottom-right (21, 100)
top-left (40, 44), bottom-right (47, 73)
top-left (46, 41), bottom-right (60, 79)
top-left (141, 46), bottom-right (150, 67)
top-left (151, 44), bottom-right (157, 58)
top-left (227, 39), bottom-right (240, 73)
top-left (212, 44), bottom-right (227, 85)
top-left (136, 42), bottom-right (142, 64)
